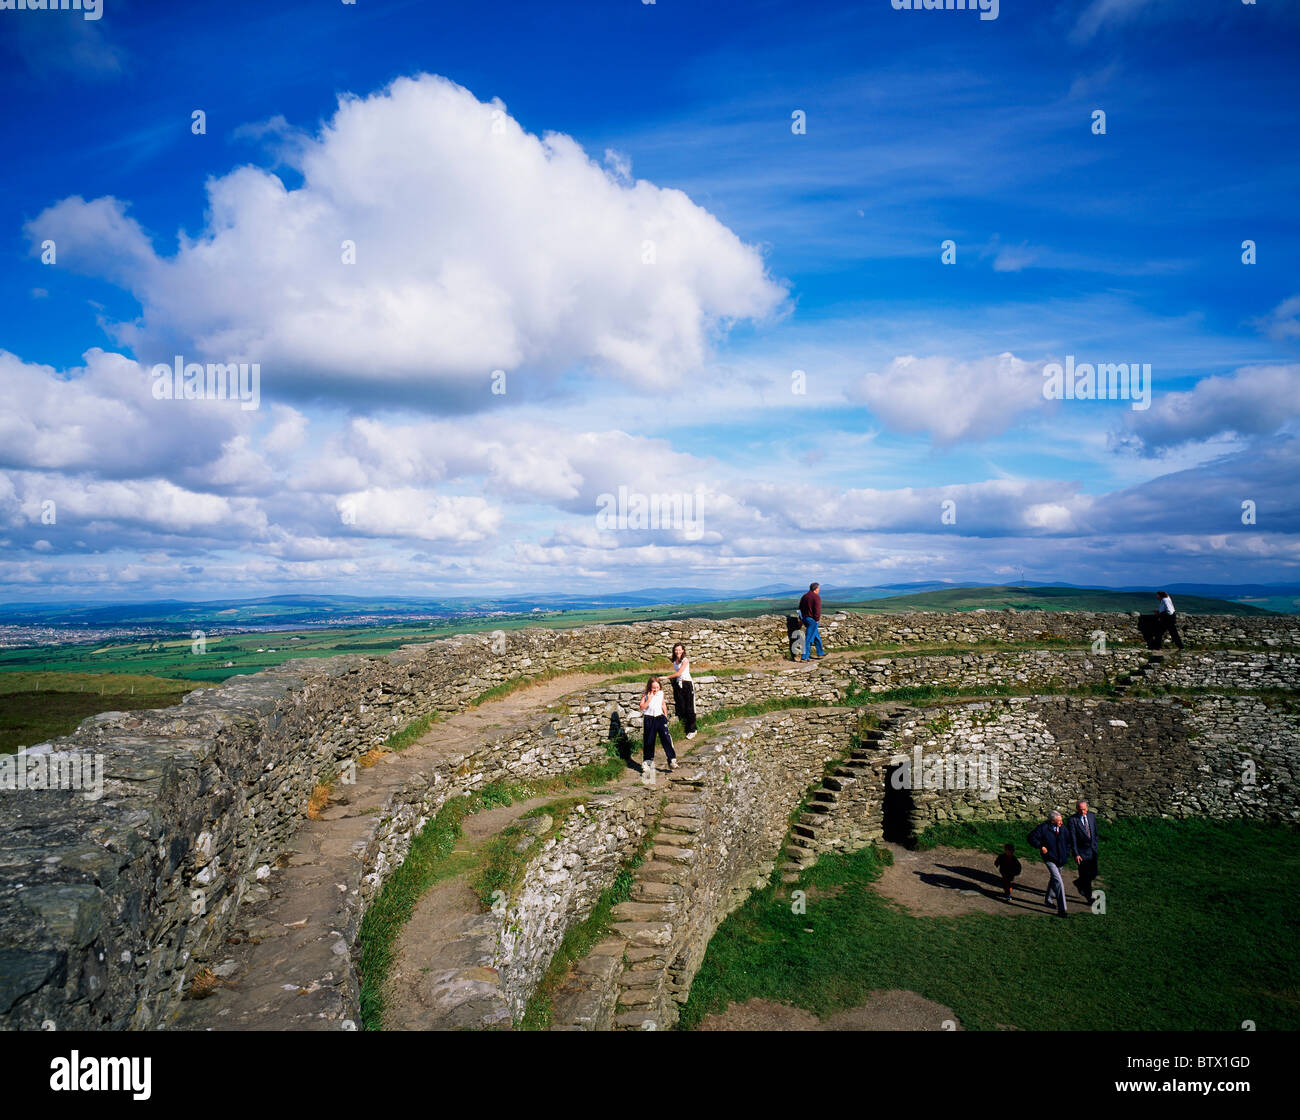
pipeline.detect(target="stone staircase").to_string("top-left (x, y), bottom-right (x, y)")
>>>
top-left (781, 705), bottom-right (910, 883)
top-left (607, 768), bottom-right (706, 1028)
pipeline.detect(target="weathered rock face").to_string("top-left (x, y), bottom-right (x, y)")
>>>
top-left (547, 707), bottom-right (860, 1031)
top-left (1, 611), bottom-right (1296, 1032)
top-left (811, 696), bottom-right (1300, 852)
top-left (495, 791), bottom-right (656, 1022)
top-left (841, 648), bottom-right (1298, 694)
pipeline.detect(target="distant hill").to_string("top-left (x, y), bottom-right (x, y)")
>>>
top-left (850, 585), bottom-right (1275, 616)
top-left (0, 582), bottom-right (1289, 630)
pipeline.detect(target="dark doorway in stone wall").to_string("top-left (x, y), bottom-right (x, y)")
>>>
top-left (883, 764), bottom-right (915, 845)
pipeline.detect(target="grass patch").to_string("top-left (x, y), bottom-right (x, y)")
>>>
top-left (384, 710), bottom-right (445, 752)
top-left (0, 672), bottom-right (218, 754)
top-left (679, 817), bottom-right (1300, 1031)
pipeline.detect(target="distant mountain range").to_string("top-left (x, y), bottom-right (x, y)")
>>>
top-left (1, 580), bottom-right (1295, 628)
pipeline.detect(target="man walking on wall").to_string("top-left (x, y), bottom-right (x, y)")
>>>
top-left (798, 582), bottom-right (824, 661)
top-left (1066, 799), bottom-right (1099, 903)
top-left (1028, 810), bottom-right (1074, 917)
top-left (1156, 591), bottom-right (1184, 649)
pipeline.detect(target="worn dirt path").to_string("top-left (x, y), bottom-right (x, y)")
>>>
top-left (696, 991), bottom-right (962, 1031)
top-left (173, 661), bottom-right (796, 1030)
top-left (380, 794), bottom-right (558, 1031)
top-left (171, 669), bottom-right (648, 1030)
top-left (875, 841), bottom-right (1100, 918)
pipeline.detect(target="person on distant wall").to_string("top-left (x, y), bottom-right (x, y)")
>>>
top-left (1065, 799), bottom-right (1100, 904)
top-left (994, 843), bottom-right (1022, 903)
top-left (1028, 810), bottom-right (1074, 918)
top-left (638, 676), bottom-right (678, 773)
top-left (1155, 591), bottom-right (1184, 649)
top-left (798, 581), bottom-right (824, 661)
top-left (666, 643), bottom-right (697, 740)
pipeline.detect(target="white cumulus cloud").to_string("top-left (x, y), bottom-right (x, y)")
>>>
top-left (27, 74), bottom-right (786, 405)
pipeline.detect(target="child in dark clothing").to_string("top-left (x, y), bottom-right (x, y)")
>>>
top-left (994, 843), bottom-right (1022, 902)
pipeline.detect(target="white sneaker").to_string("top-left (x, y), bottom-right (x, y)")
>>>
top-left (686, 731), bottom-right (696, 740)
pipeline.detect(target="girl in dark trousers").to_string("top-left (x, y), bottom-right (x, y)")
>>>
top-left (639, 677), bottom-right (677, 771)
top-left (667, 643), bottom-right (697, 739)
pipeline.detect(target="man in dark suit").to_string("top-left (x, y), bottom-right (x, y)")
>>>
top-left (1066, 800), bottom-right (1099, 903)
top-left (1028, 810), bottom-right (1074, 917)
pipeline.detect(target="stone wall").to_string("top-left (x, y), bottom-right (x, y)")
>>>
top-left (554, 708), bottom-right (861, 1030)
top-left (1150, 651), bottom-right (1299, 693)
top-left (496, 789), bottom-right (657, 1021)
top-left (2, 608), bottom-right (1297, 1032)
top-left (814, 695), bottom-right (1300, 850)
top-left (840, 648), bottom-right (1299, 696)
top-left (0, 647), bottom-right (838, 1031)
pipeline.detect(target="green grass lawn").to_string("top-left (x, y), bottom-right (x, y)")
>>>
top-left (0, 671), bottom-right (216, 754)
top-left (680, 818), bottom-right (1300, 1031)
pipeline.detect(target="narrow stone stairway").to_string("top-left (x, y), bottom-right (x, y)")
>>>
top-left (781, 705), bottom-right (910, 882)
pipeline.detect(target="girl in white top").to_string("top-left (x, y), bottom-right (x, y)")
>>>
top-left (666, 643), bottom-right (697, 739)
top-left (639, 677), bottom-right (677, 771)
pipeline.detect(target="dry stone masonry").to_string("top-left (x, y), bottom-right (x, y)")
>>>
top-left (1, 610), bottom-right (1297, 1031)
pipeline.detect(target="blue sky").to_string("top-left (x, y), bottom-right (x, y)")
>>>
top-left (1, 0), bottom-right (1298, 600)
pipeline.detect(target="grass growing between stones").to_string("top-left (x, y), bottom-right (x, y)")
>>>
top-left (473, 799), bottom-right (583, 910)
top-left (679, 817), bottom-right (1300, 1031)
top-left (669, 695), bottom-right (829, 744)
top-left (384, 710), bottom-right (443, 752)
top-left (843, 681), bottom-right (1128, 706)
top-left (358, 742), bottom-right (629, 1029)
top-left (468, 660), bottom-right (654, 707)
top-left (518, 800), bottom-right (665, 1031)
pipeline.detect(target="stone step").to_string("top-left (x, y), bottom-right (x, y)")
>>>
top-left (652, 844), bottom-right (695, 864)
top-left (616, 987), bottom-right (658, 1009)
top-left (824, 775), bottom-right (854, 791)
top-left (625, 947), bottom-right (666, 968)
top-left (799, 813), bottom-right (825, 829)
top-left (807, 801), bottom-right (833, 814)
top-left (657, 827), bottom-right (699, 845)
top-left (630, 881), bottom-right (682, 904)
top-left (780, 862), bottom-right (805, 874)
top-left (639, 861), bottom-right (689, 885)
top-left (812, 790), bottom-right (838, 803)
top-left (788, 833), bottom-right (815, 850)
top-left (661, 816), bottom-right (703, 834)
top-left (610, 921), bottom-right (673, 948)
top-left (617, 969), bottom-right (661, 990)
top-left (793, 823), bottom-right (818, 839)
top-left (611, 900), bottom-right (675, 923)
top-left (614, 1011), bottom-right (662, 1030)
top-left (785, 845), bottom-right (814, 865)
top-left (664, 802), bottom-right (706, 819)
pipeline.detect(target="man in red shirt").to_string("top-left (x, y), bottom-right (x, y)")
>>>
top-left (798, 582), bottom-right (824, 661)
